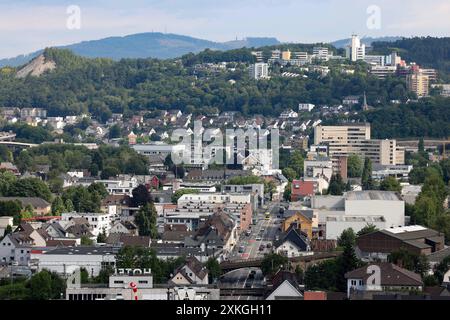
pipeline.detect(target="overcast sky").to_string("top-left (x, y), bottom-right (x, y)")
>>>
top-left (0, 0), bottom-right (449, 58)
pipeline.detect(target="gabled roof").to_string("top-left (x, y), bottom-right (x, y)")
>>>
top-left (345, 263), bottom-right (423, 287)
top-left (274, 227), bottom-right (310, 251)
top-left (182, 256), bottom-right (208, 280)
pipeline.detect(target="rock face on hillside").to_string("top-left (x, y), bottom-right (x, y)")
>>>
top-left (16, 54), bottom-right (56, 78)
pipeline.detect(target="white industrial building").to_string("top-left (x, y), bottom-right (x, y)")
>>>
top-left (311, 191), bottom-right (405, 240)
top-left (31, 246), bottom-right (118, 277)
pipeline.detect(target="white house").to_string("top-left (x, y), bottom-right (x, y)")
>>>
top-left (61, 211), bottom-right (114, 236)
top-left (298, 103), bottom-right (315, 112)
top-left (0, 233), bottom-right (33, 265)
top-left (266, 279), bottom-right (303, 300)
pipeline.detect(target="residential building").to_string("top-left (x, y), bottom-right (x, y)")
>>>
top-left (407, 71), bottom-right (430, 97)
top-left (93, 177), bottom-right (139, 196)
top-left (0, 197), bottom-right (51, 216)
top-left (291, 179), bottom-right (316, 201)
top-left (0, 233), bottom-right (33, 265)
top-left (266, 271), bottom-right (303, 300)
top-left (61, 211), bottom-right (114, 236)
top-left (274, 227), bottom-right (312, 257)
top-left (170, 256), bottom-right (209, 285)
top-left (249, 63), bottom-right (269, 80)
top-left (281, 210), bottom-right (315, 239)
top-left (345, 263), bottom-right (423, 299)
top-left (298, 103), bottom-right (315, 112)
top-left (222, 183), bottom-right (265, 209)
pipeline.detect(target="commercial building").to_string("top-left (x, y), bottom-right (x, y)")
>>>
top-left (66, 271), bottom-right (220, 300)
top-left (346, 35), bottom-right (365, 62)
top-left (311, 191), bottom-right (406, 240)
top-left (356, 225), bottom-right (445, 261)
top-left (313, 124), bottom-right (405, 168)
top-left (32, 246), bottom-right (118, 276)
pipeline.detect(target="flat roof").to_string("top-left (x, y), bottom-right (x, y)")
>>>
top-left (43, 246), bottom-right (119, 255)
top-left (345, 191), bottom-right (401, 201)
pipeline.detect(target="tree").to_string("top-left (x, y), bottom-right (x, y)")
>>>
top-left (337, 228), bottom-right (356, 248)
top-left (283, 182), bottom-right (292, 201)
top-left (100, 166), bottom-right (120, 179)
top-left (0, 200), bottom-right (23, 224)
top-left (361, 157), bottom-right (374, 190)
top-left (305, 259), bottom-right (339, 291)
top-left (205, 258), bottom-right (222, 284)
top-left (97, 231), bottom-right (107, 243)
top-left (380, 176), bottom-right (402, 192)
top-left (51, 196), bottom-right (66, 216)
top-left (28, 270), bottom-right (65, 300)
top-left (64, 199), bottom-right (75, 212)
top-left (356, 224), bottom-right (379, 237)
top-left (282, 167), bottom-right (297, 181)
top-left (327, 174), bottom-right (346, 195)
top-left (347, 154), bottom-right (363, 178)
top-left (108, 124), bottom-right (122, 139)
top-left (434, 256), bottom-right (450, 283)
top-left (261, 253), bottom-right (288, 276)
top-left (288, 151), bottom-right (304, 177)
top-left (388, 249), bottom-right (430, 277)
top-left (134, 203), bottom-right (158, 238)
top-left (81, 235), bottom-right (94, 246)
top-left (7, 178), bottom-right (52, 202)
top-left (132, 184), bottom-right (152, 207)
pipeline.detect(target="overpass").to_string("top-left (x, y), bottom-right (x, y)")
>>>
top-left (220, 252), bottom-right (341, 272)
top-left (0, 141), bottom-right (38, 149)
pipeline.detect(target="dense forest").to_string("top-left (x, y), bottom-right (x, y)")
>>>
top-left (0, 48), bottom-right (412, 119)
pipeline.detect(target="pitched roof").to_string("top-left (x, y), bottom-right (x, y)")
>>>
top-left (0, 197), bottom-right (50, 208)
top-left (183, 256), bottom-right (208, 280)
top-left (274, 227), bottom-right (310, 251)
top-left (345, 263), bottom-right (423, 286)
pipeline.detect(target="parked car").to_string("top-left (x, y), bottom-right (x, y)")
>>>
top-left (259, 244), bottom-right (265, 251)
top-left (255, 236), bottom-right (262, 241)
top-left (266, 242), bottom-right (272, 248)
top-left (238, 246), bottom-right (245, 253)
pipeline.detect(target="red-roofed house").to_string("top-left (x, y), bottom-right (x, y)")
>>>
top-left (291, 179), bottom-right (315, 201)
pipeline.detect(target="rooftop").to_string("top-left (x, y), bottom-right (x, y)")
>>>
top-left (345, 191), bottom-right (401, 201)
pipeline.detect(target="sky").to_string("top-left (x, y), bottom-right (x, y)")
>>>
top-left (0, 0), bottom-right (449, 59)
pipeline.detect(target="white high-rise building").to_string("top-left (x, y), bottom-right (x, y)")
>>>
top-left (346, 35), bottom-right (366, 62)
top-left (249, 63), bottom-right (269, 80)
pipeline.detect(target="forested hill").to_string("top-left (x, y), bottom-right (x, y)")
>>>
top-left (371, 37), bottom-right (450, 78)
top-left (0, 33), bottom-right (280, 67)
top-left (1, 45), bottom-right (450, 139)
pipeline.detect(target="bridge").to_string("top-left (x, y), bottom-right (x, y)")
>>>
top-left (220, 252), bottom-right (341, 272)
top-left (0, 141), bottom-right (38, 149)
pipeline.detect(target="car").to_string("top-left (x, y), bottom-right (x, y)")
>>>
top-left (238, 246), bottom-right (245, 253)
top-left (266, 242), bottom-right (272, 248)
top-left (260, 227), bottom-right (265, 232)
top-left (255, 237), bottom-right (262, 241)
top-left (259, 244), bottom-right (265, 251)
